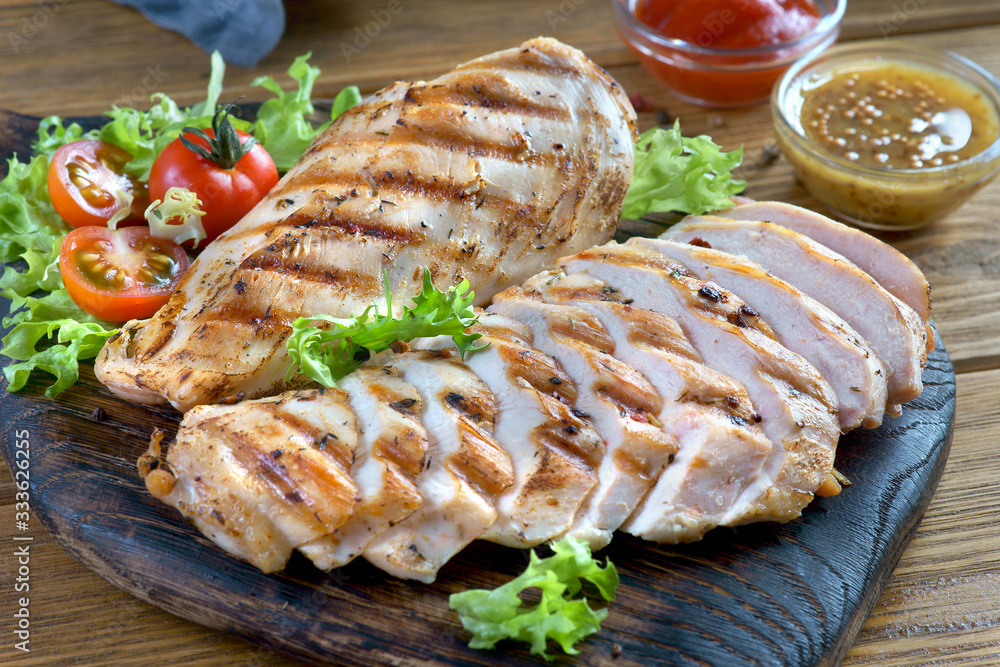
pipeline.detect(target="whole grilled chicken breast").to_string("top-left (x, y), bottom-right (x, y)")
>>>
top-left (96, 37), bottom-right (638, 412)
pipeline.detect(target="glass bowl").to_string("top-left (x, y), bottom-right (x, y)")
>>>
top-left (612, 0), bottom-right (845, 108)
top-left (772, 42), bottom-right (1000, 230)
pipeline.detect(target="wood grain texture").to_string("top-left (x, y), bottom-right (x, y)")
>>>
top-left (0, 0), bottom-right (997, 664)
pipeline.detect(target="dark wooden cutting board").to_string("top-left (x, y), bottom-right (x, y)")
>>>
top-left (0, 109), bottom-right (956, 666)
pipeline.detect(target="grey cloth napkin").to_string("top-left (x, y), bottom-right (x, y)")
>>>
top-left (110, 0), bottom-right (286, 67)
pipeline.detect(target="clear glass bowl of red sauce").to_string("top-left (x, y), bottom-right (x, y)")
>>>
top-left (773, 42), bottom-right (1000, 229)
top-left (612, 0), bottom-right (845, 107)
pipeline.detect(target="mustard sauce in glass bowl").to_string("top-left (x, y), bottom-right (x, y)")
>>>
top-left (773, 42), bottom-right (1000, 230)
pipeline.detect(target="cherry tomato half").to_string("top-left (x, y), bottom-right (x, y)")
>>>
top-left (59, 226), bottom-right (190, 323)
top-left (48, 140), bottom-right (148, 228)
top-left (149, 126), bottom-right (278, 247)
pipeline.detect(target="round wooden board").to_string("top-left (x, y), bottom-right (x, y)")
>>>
top-left (0, 109), bottom-right (956, 666)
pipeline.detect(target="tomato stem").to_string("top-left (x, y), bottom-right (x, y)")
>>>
top-left (179, 105), bottom-right (258, 171)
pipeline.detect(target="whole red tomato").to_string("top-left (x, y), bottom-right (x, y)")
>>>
top-left (149, 106), bottom-right (278, 247)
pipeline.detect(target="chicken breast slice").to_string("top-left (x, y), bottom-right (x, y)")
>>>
top-left (523, 270), bottom-right (774, 543)
top-left (559, 242), bottom-right (841, 523)
top-left (297, 367), bottom-right (428, 571)
top-left (414, 313), bottom-right (605, 547)
top-left (663, 217), bottom-right (927, 408)
top-left (139, 389), bottom-right (359, 573)
top-left (362, 349), bottom-right (513, 583)
top-left (633, 237), bottom-right (888, 431)
top-left (489, 290), bottom-right (679, 549)
top-left (721, 200), bottom-right (933, 351)
top-left (96, 37), bottom-right (638, 412)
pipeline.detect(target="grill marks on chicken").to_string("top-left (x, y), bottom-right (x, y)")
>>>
top-left (489, 290), bottom-right (679, 548)
top-left (413, 313), bottom-right (606, 547)
top-left (559, 243), bottom-right (841, 523)
top-left (663, 217), bottom-right (928, 409)
top-left (523, 270), bottom-right (774, 543)
top-left (143, 389), bottom-right (359, 573)
top-left (96, 37), bottom-right (638, 412)
top-left (363, 350), bottom-right (512, 583)
top-left (633, 238), bottom-right (888, 431)
top-left (140, 195), bottom-right (931, 579)
top-left (297, 367), bottom-right (427, 571)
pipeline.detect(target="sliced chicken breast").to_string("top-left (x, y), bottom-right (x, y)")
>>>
top-left (721, 201), bottom-right (932, 350)
top-left (489, 290), bottom-right (679, 549)
top-left (413, 313), bottom-right (605, 547)
top-left (632, 237), bottom-right (888, 430)
top-left (95, 37), bottom-right (638, 413)
top-left (139, 389), bottom-right (359, 573)
top-left (297, 367), bottom-right (428, 571)
top-left (663, 217), bottom-right (927, 407)
top-left (362, 349), bottom-right (513, 583)
top-left (559, 242), bottom-right (841, 524)
top-left (524, 270), bottom-right (774, 543)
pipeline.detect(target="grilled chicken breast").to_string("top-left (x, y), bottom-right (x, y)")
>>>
top-left (362, 349), bottom-right (513, 582)
top-left (663, 217), bottom-right (928, 408)
top-left (559, 243), bottom-right (841, 523)
top-left (524, 270), bottom-right (774, 543)
top-left (413, 313), bottom-right (605, 547)
top-left (634, 237), bottom-right (888, 430)
top-left (297, 366), bottom-right (427, 571)
top-left (489, 290), bottom-right (679, 549)
top-left (141, 388), bottom-right (360, 573)
top-left (141, 213), bottom-right (931, 578)
top-left (96, 37), bottom-right (638, 412)
top-left (721, 201), bottom-right (933, 350)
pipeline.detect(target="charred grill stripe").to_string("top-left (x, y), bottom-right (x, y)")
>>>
top-left (268, 399), bottom-right (356, 471)
top-left (403, 82), bottom-right (570, 120)
top-left (236, 253), bottom-right (381, 291)
top-left (457, 57), bottom-right (587, 81)
top-left (284, 209), bottom-right (423, 245)
top-left (389, 122), bottom-right (557, 166)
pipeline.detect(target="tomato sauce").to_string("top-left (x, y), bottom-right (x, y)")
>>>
top-left (623, 0), bottom-right (829, 107)
top-left (636, 0), bottom-right (821, 50)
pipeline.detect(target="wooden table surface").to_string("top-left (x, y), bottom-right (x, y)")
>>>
top-left (1, 1), bottom-right (999, 665)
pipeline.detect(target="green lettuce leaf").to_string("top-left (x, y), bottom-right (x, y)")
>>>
top-left (251, 52), bottom-right (362, 172)
top-left (1, 284), bottom-right (118, 397)
top-left (32, 116), bottom-right (99, 159)
top-left (0, 153), bottom-right (117, 397)
top-left (94, 51), bottom-right (248, 182)
top-left (622, 120), bottom-right (746, 219)
top-left (286, 268), bottom-right (486, 387)
top-left (449, 537), bottom-right (618, 661)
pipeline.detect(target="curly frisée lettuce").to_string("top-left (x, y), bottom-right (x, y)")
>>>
top-left (1, 51), bottom-right (363, 397)
top-left (622, 120), bottom-right (747, 219)
top-left (287, 269), bottom-right (486, 387)
top-left (449, 537), bottom-right (619, 661)
top-left (251, 52), bottom-right (363, 173)
top-left (0, 156), bottom-right (119, 396)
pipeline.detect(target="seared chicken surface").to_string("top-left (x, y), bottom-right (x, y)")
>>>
top-left (97, 37), bottom-right (638, 412)
top-left (663, 217), bottom-right (928, 408)
top-left (136, 167), bottom-right (931, 576)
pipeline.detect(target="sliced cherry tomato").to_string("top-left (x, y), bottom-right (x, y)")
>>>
top-left (149, 106), bottom-right (278, 247)
top-left (59, 226), bottom-right (190, 323)
top-left (48, 140), bottom-right (148, 228)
